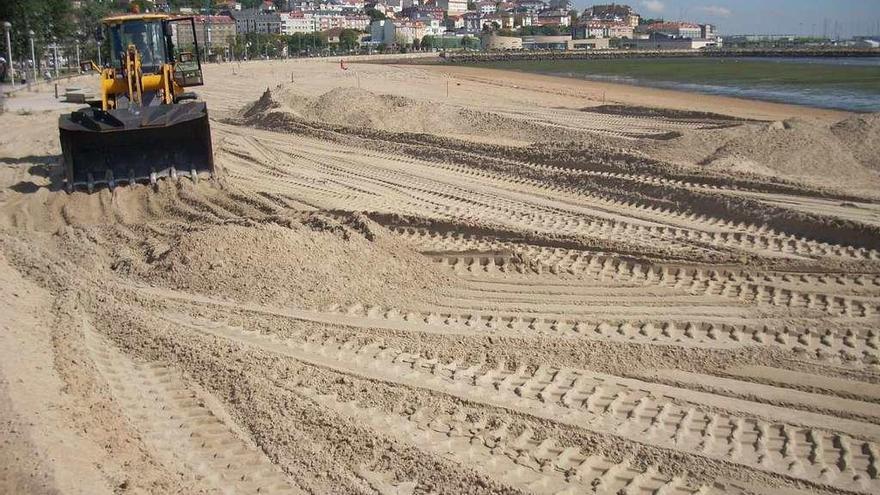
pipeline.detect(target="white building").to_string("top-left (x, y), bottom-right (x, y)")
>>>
top-left (337, 0), bottom-right (365, 10)
top-left (575, 20), bottom-right (632, 38)
top-left (536, 9), bottom-right (570, 27)
top-left (423, 18), bottom-right (447, 36)
top-left (396, 20), bottom-right (426, 43)
top-left (580, 21), bottom-right (606, 38)
top-left (517, 0), bottom-right (547, 12)
top-left (608, 23), bottom-right (633, 38)
top-left (231, 7), bottom-right (282, 34)
top-left (436, 0), bottom-right (467, 16)
top-left (281, 11), bottom-right (317, 34)
top-left (701, 24), bottom-right (716, 39)
top-left (477, 2), bottom-right (496, 15)
top-left (342, 14), bottom-right (370, 30)
top-left (484, 13), bottom-right (515, 30)
top-left (287, 0), bottom-right (318, 8)
top-left (370, 19), bottom-right (425, 45)
top-left (446, 14), bottom-right (465, 30)
top-left (638, 22), bottom-right (702, 39)
top-left (514, 13), bottom-right (534, 27)
top-left (282, 10), bottom-right (370, 33)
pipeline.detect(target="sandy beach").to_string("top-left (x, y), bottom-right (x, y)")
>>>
top-left (2, 56), bottom-right (880, 495)
top-left (420, 63), bottom-right (853, 121)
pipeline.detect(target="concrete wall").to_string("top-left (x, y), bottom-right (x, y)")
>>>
top-left (521, 35), bottom-right (573, 44)
top-left (481, 35), bottom-right (523, 50)
top-left (632, 38), bottom-right (719, 50)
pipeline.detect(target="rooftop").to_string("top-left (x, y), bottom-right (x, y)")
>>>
top-left (644, 21), bottom-right (701, 30)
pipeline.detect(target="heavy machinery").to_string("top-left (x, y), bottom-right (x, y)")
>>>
top-left (58, 14), bottom-right (214, 192)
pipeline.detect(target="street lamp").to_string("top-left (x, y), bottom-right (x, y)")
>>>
top-left (206, 26), bottom-right (212, 62)
top-left (75, 30), bottom-right (82, 72)
top-left (28, 30), bottom-right (36, 82)
top-left (92, 24), bottom-right (104, 67)
top-left (3, 21), bottom-right (14, 88)
top-left (51, 35), bottom-right (59, 78)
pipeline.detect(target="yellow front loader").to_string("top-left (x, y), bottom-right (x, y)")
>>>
top-left (59, 14), bottom-right (214, 192)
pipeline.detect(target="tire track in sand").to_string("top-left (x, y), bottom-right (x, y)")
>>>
top-left (391, 228), bottom-right (879, 318)
top-left (120, 281), bottom-right (879, 368)
top-left (294, 387), bottom-right (732, 495)
top-left (81, 315), bottom-right (301, 494)
top-left (165, 312), bottom-right (880, 495)
top-left (224, 129), bottom-right (880, 263)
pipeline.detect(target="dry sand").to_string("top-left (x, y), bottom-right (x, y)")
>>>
top-left (1, 57), bottom-right (880, 495)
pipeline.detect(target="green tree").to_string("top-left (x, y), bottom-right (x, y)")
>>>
top-left (365, 7), bottom-right (386, 22)
top-left (0, 0), bottom-right (74, 63)
top-left (394, 33), bottom-right (408, 52)
top-left (339, 29), bottom-right (359, 50)
top-left (75, 0), bottom-right (114, 63)
top-left (467, 1), bottom-right (477, 10)
top-left (285, 32), bottom-right (327, 56)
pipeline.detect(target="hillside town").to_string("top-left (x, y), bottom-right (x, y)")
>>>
top-left (7, 0), bottom-right (877, 80)
top-left (139, 0), bottom-right (723, 57)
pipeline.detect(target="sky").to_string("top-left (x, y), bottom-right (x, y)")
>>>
top-left (576, 0), bottom-right (880, 37)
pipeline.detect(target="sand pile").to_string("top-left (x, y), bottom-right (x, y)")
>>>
top-left (831, 113), bottom-right (880, 172)
top-left (253, 85), bottom-right (588, 144)
top-left (141, 215), bottom-right (450, 309)
top-left (644, 115), bottom-right (880, 195)
top-left (278, 86), bottom-right (437, 131)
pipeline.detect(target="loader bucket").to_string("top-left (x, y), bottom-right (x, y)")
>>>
top-left (58, 102), bottom-right (214, 192)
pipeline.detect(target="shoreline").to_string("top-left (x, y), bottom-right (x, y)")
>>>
top-left (435, 47), bottom-right (880, 64)
top-left (412, 63), bottom-right (854, 122)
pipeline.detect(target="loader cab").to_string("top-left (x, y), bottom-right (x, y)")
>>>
top-left (102, 14), bottom-right (204, 87)
top-left (112, 21), bottom-right (165, 70)
top-left (106, 15), bottom-right (169, 72)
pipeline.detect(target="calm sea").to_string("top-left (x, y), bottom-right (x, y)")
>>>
top-left (476, 57), bottom-right (880, 112)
